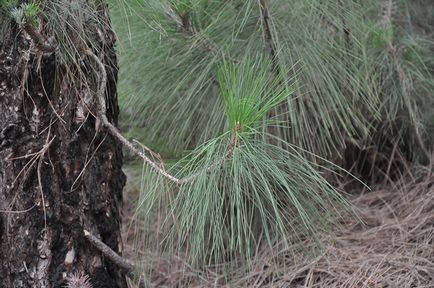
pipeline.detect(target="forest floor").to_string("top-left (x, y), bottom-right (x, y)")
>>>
top-left (121, 167), bottom-right (434, 288)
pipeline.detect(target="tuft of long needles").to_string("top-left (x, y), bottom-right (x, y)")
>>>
top-left (111, 0), bottom-right (433, 160)
top-left (133, 59), bottom-right (354, 269)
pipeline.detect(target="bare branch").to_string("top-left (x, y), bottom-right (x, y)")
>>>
top-left (83, 230), bottom-right (145, 288)
top-left (259, 0), bottom-right (279, 74)
top-left (84, 49), bottom-right (186, 184)
top-left (85, 48), bottom-right (239, 185)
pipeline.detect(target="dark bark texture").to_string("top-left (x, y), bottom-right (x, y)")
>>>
top-left (0, 7), bottom-right (127, 288)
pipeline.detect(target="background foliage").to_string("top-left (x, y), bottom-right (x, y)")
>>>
top-left (108, 0), bottom-right (434, 281)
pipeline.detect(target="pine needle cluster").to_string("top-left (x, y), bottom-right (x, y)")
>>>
top-left (109, 0), bottom-right (434, 275)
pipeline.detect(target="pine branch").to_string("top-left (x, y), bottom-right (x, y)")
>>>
top-left (85, 48), bottom-right (237, 185)
top-left (84, 48), bottom-right (186, 184)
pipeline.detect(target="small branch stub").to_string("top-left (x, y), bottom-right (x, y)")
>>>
top-left (83, 230), bottom-right (145, 287)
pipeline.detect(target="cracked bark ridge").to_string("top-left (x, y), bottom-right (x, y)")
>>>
top-left (0, 12), bottom-right (127, 288)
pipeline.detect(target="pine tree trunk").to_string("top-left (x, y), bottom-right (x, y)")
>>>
top-left (0, 6), bottom-right (127, 288)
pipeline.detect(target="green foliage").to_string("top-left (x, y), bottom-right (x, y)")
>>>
top-left (112, 0), bottom-right (434, 160)
top-left (367, 25), bottom-right (394, 49)
top-left (110, 0), bottom-right (434, 276)
top-left (170, 136), bottom-right (350, 265)
top-left (357, 0), bottom-right (434, 161)
top-left (0, 0), bottom-right (16, 8)
top-left (110, 1), bottom-right (365, 157)
top-left (169, 0), bottom-right (192, 16)
top-left (217, 57), bottom-right (294, 134)
top-left (0, 0), bottom-right (39, 28)
top-left (10, 2), bottom-right (40, 27)
top-left (134, 61), bottom-right (352, 265)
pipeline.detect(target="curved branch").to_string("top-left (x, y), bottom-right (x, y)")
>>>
top-left (84, 49), bottom-right (185, 184)
top-left (85, 48), bottom-right (239, 185)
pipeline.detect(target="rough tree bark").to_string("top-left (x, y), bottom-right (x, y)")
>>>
top-left (0, 4), bottom-right (127, 288)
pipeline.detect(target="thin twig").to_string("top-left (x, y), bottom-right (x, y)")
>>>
top-left (83, 230), bottom-right (145, 288)
top-left (0, 205), bottom-right (36, 214)
top-left (165, 4), bottom-right (239, 64)
top-left (37, 135), bottom-right (56, 232)
top-left (259, 0), bottom-right (279, 74)
top-left (132, 139), bottom-right (165, 170)
top-left (84, 48), bottom-right (186, 184)
top-left (338, 0), bottom-right (352, 55)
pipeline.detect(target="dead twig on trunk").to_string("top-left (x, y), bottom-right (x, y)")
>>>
top-left (83, 230), bottom-right (145, 288)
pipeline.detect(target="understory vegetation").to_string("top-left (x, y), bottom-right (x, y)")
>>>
top-left (106, 0), bottom-right (434, 286)
top-left (109, 0), bottom-right (434, 286)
